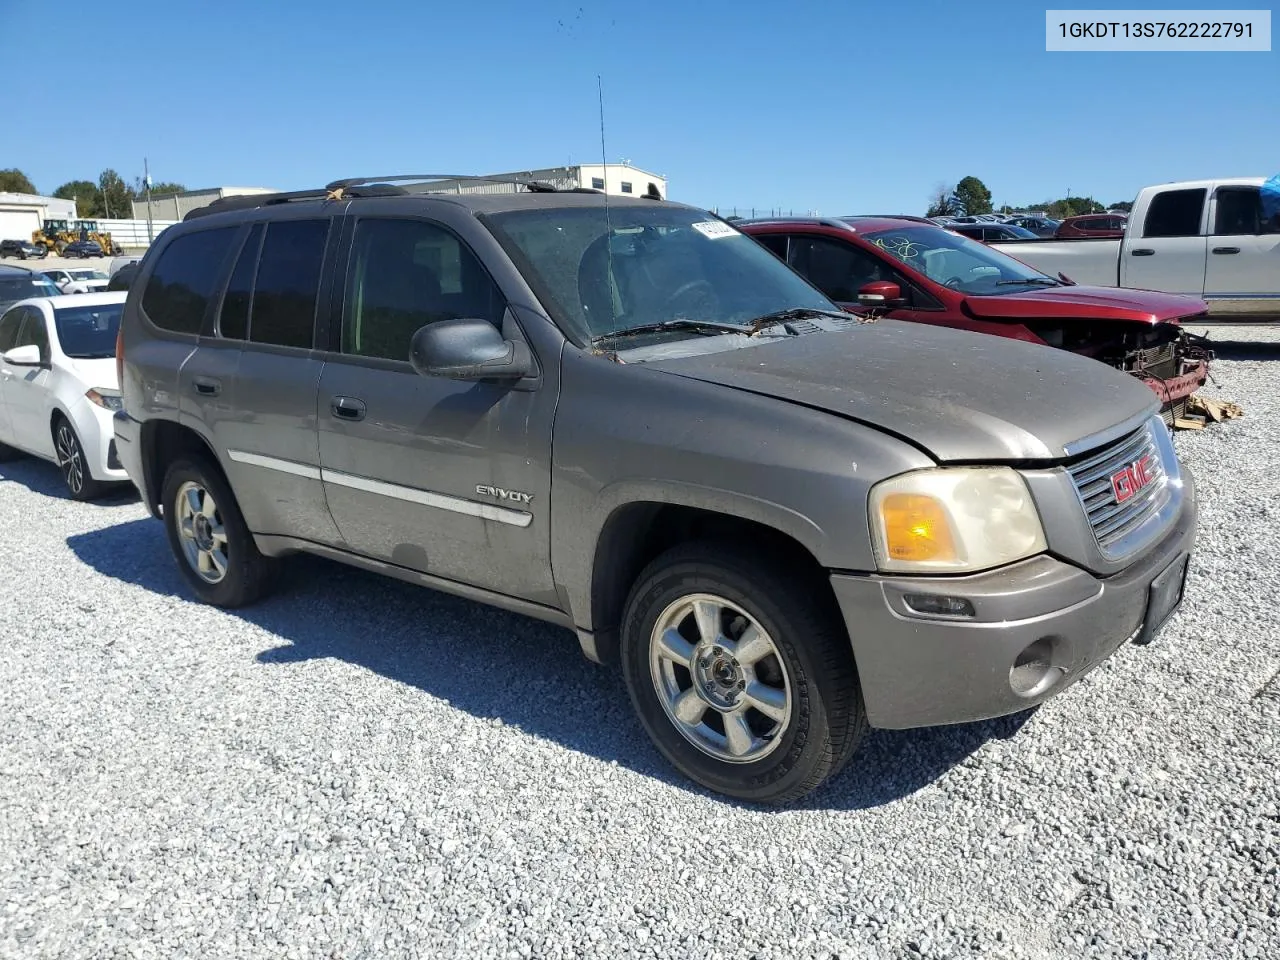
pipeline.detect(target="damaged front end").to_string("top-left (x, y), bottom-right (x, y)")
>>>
top-left (1021, 319), bottom-right (1213, 426)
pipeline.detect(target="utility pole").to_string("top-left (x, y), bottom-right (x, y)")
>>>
top-left (144, 157), bottom-right (154, 244)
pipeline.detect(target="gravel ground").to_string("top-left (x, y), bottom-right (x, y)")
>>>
top-left (1, 326), bottom-right (1278, 960)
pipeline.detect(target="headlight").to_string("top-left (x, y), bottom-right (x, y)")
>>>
top-left (869, 467), bottom-right (1046, 573)
top-left (85, 387), bottom-right (123, 411)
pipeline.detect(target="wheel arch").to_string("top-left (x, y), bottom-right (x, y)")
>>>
top-left (138, 417), bottom-right (224, 515)
top-left (579, 494), bottom-right (839, 667)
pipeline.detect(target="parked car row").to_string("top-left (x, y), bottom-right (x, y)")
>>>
top-left (1, 176), bottom-right (1202, 805)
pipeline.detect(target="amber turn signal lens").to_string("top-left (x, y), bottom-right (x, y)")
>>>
top-left (880, 493), bottom-right (959, 563)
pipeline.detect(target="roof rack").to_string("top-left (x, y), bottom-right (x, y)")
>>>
top-left (733, 216), bottom-right (856, 231)
top-left (325, 173), bottom-right (560, 193)
top-left (184, 183), bottom-right (410, 220)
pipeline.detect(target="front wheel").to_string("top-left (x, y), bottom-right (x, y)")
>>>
top-left (160, 456), bottom-right (277, 607)
top-left (53, 418), bottom-right (106, 500)
top-left (620, 544), bottom-right (866, 804)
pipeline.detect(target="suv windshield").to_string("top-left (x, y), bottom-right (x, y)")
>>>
top-left (69, 270), bottom-right (107, 280)
top-left (483, 205), bottom-right (834, 343)
top-left (864, 225), bottom-right (1060, 295)
top-left (53, 302), bottom-right (123, 358)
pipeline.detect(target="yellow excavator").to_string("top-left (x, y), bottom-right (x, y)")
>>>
top-left (31, 219), bottom-right (75, 255)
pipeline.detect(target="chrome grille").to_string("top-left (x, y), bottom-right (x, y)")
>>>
top-left (1068, 422), bottom-right (1168, 557)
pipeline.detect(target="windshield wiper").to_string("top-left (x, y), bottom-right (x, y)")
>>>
top-left (747, 307), bottom-right (851, 332)
top-left (995, 277), bottom-right (1061, 287)
top-left (590, 319), bottom-right (755, 343)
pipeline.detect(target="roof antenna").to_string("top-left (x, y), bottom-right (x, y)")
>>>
top-left (597, 74), bottom-right (618, 357)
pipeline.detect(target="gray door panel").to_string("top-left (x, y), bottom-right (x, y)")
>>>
top-left (316, 356), bottom-right (556, 604)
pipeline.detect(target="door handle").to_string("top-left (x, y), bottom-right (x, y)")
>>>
top-left (1212, 246), bottom-right (1240, 255)
top-left (330, 396), bottom-right (367, 422)
top-left (1130, 249), bottom-right (1155, 256)
top-left (193, 377), bottom-right (221, 396)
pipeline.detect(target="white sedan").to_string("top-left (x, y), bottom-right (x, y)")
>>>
top-left (0, 291), bottom-right (132, 499)
top-left (42, 268), bottom-right (111, 295)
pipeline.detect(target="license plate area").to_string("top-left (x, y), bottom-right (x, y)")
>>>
top-left (1135, 554), bottom-right (1189, 646)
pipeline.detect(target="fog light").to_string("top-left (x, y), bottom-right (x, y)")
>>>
top-left (903, 594), bottom-right (976, 618)
top-left (1009, 637), bottom-right (1064, 698)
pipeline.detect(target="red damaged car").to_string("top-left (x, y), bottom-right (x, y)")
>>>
top-left (738, 217), bottom-right (1210, 423)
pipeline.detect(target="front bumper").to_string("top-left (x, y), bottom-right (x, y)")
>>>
top-left (830, 468), bottom-right (1197, 729)
top-left (1137, 358), bottom-right (1208, 407)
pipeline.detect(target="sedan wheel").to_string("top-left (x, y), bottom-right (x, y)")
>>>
top-left (54, 420), bottom-right (104, 500)
top-left (174, 480), bottom-right (230, 584)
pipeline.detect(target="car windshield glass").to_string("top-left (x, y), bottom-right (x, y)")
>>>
top-left (69, 270), bottom-right (106, 280)
top-left (863, 225), bottom-right (1058, 295)
top-left (482, 205), bottom-right (834, 343)
top-left (53, 302), bottom-right (123, 358)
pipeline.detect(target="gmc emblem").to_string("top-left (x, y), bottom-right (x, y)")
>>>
top-left (1111, 454), bottom-right (1155, 504)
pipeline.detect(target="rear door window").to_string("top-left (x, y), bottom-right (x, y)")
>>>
top-left (247, 220), bottom-right (329, 350)
top-left (141, 227), bottom-right (239, 335)
top-left (1142, 189), bottom-right (1207, 238)
top-left (217, 223), bottom-right (264, 340)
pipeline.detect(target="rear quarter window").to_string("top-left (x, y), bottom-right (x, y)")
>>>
top-left (141, 227), bottom-right (238, 335)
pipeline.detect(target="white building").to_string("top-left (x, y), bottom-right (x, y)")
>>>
top-left (132, 186), bottom-right (277, 222)
top-left (410, 164), bottom-right (667, 199)
top-left (0, 192), bottom-right (79, 242)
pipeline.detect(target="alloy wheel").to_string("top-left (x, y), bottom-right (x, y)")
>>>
top-left (54, 423), bottom-right (85, 496)
top-left (649, 592), bottom-right (792, 763)
top-left (175, 481), bottom-right (230, 583)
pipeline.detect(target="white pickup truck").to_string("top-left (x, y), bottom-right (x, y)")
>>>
top-left (991, 178), bottom-right (1280, 321)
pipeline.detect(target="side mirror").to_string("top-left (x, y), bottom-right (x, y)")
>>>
top-left (856, 280), bottom-right (904, 306)
top-left (409, 318), bottom-right (533, 382)
top-left (2, 345), bottom-right (44, 367)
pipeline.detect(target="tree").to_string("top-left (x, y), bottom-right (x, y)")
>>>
top-left (133, 176), bottom-right (186, 197)
top-left (97, 169), bottom-right (132, 219)
top-left (0, 169), bottom-right (38, 194)
top-left (925, 182), bottom-right (959, 218)
top-left (953, 176), bottom-right (993, 216)
top-left (1109, 200), bottom-right (1133, 213)
top-left (52, 180), bottom-right (102, 217)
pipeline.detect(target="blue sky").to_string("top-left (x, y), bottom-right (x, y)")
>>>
top-left (2, 0), bottom-right (1275, 214)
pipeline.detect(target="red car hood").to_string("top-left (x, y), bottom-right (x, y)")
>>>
top-left (964, 285), bottom-right (1208, 325)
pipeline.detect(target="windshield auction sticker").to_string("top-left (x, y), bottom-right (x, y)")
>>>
top-left (692, 221), bottom-right (738, 239)
top-left (1046, 9), bottom-right (1271, 50)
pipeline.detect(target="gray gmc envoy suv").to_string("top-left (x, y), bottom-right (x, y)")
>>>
top-left (113, 175), bottom-right (1197, 803)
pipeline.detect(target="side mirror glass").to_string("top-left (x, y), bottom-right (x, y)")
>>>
top-left (2, 345), bottom-right (44, 367)
top-left (857, 280), bottom-right (904, 306)
top-left (409, 318), bottom-right (533, 382)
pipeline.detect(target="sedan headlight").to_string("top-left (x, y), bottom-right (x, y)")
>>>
top-left (869, 467), bottom-right (1046, 573)
top-left (85, 387), bottom-right (123, 411)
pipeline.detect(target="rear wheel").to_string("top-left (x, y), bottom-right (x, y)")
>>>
top-left (160, 456), bottom-right (277, 607)
top-left (53, 418), bottom-right (106, 500)
top-left (620, 543), bottom-right (866, 804)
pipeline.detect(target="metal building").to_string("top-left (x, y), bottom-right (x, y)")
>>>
top-left (131, 186), bottom-right (277, 222)
top-left (0, 193), bottom-right (78, 242)
top-left (409, 164), bottom-right (667, 198)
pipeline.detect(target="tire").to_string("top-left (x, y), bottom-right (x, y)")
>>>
top-left (160, 455), bottom-right (277, 607)
top-left (620, 543), bottom-right (866, 805)
top-left (52, 417), bottom-right (106, 500)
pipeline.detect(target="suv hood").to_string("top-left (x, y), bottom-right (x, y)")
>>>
top-left (964, 285), bottom-right (1207, 324)
top-left (645, 321), bottom-right (1158, 462)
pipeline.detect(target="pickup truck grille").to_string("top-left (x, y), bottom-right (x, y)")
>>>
top-left (1068, 422), bottom-right (1168, 558)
